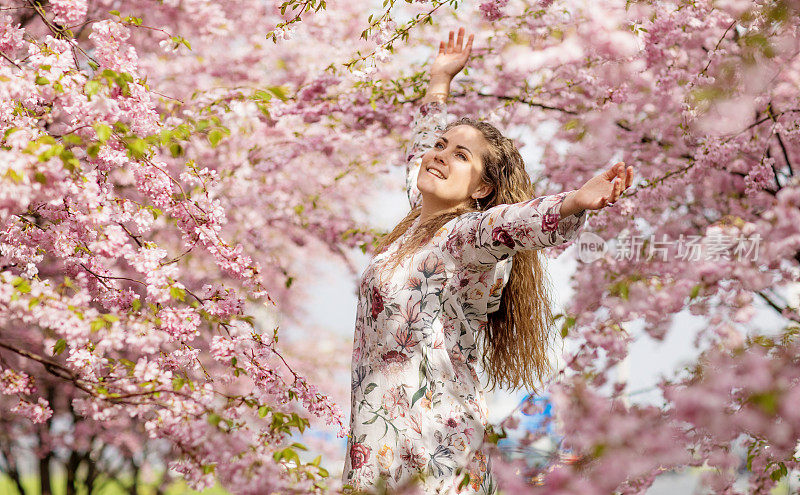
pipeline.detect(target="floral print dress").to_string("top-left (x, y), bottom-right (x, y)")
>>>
top-left (342, 101), bottom-right (588, 494)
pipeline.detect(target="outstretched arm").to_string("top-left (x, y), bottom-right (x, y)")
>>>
top-left (446, 162), bottom-right (635, 270)
top-left (445, 191), bottom-right (589, 270)
top-left (404, 28), bottom-right (474, 209)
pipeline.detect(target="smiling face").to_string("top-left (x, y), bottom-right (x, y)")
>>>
top-left (417, 124), bottom-right (493, 210)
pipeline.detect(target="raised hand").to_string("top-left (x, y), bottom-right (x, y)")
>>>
top-left (430, 27), bottom-right (474, 80)
top-left (571, 162), bottom-right (634, 211)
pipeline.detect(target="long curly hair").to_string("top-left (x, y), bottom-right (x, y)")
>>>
top-left (374, 116), bottom-right (557, 393)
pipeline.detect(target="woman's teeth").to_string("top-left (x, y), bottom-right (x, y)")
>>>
top-left (428, 168), bottom-right (445, 179)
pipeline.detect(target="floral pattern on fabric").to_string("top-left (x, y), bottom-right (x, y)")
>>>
top-left (342, 101), bottom-right (587, 494)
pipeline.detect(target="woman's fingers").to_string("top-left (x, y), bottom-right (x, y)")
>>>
top-left (604, 161), bottom-right (623, 180)
top-left (598, 164), bottom-right (633, 209)
top-left (443, 28), bottom-right (473, 56)
top-left (607, 181), bottom-right (616, 205)
top-left (608, 178), bottom-right (621, 205)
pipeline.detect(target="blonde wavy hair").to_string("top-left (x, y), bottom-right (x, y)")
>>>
top-left (374, 116), bottom-right (556, 393)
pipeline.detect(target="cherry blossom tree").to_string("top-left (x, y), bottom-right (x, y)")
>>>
top-left (2, 0), bottom-right (800, 494)
top-left (0, 0), bottom-right (378, 492)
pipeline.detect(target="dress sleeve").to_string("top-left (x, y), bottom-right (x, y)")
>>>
top-left (444, 190), bottom-right (588, 271)
top-left (404, 100), bottom-right (449, 209)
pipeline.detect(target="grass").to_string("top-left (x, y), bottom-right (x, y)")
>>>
top-left (0, 473), bottom-right (230, 495)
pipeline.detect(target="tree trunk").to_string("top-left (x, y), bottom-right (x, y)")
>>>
top-left (65, 451), bottom-right (81, 495)
top-left (0, 443), bottom-right (27, 495)
top-left (39, 453), bottom-right (52, 495)
top-left (128, 463), bottom-right (140, 495)
top-left (85, 456), bottom-right (99, 495)
top-left (38, 386), bottom-right (56, 495)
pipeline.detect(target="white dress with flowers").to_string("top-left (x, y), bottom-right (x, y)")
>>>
top-left (342, 101), bottom-right (587, 494)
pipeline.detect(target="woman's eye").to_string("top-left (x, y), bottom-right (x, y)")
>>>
top-left (434, 142), bottom-right (466, 160)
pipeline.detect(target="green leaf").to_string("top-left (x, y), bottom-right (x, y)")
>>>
top-left (86, 143), bottom-right (101, 159)
top-left (484, 424), bottom-right (507, 444)
top-left (61, 134), bottom-right (83, 144)
top-left (126, 138), bottom-right (148, 159)
top-left (208, 129), bottom-right (224, 147)
top-left (267, 85), bottom-right (288, 101)
top-left (749, 391), bottom-right (778, 415)
top-left (94, 123), bottom-right (112, 142)
top-left (5, 169), bottom-right (23, 183)
top-left (609, 280), bottom-right (630, 300)
top-left (458, 473), bottom-right (471, 489)
top-left (170, 286), bottom-right (186, 301)
top-left (12, 277), bottom-right (30, 294)
top-left (364, 382), bottom-right (377, 395)
top-left (258, 405), bottom-right (270, 417)
top-left (770, 462), bottom-right (786, 481)
top-left (53, 338), bottom-right (67, 355)
top-left (169, 142), bottom-right (183, 157)
top-left (35, 76), bottom-right (49, 85)
top-left (274, 447), bottom-right (300, 465)
top-left (84, 80), bottom-right (101, 97)
top-left (410, 385), bottom-right (427, 407)
top-left (561, 315), bottom-right (576, 338)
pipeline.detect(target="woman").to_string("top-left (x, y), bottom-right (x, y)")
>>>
top-left (342, 27), bottom-right (634, 494)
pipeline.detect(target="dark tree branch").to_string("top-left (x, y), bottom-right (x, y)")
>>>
top-left (757, 291), bottom-right (800, 323)
top-left (775, 131), bottom-right (794, 177)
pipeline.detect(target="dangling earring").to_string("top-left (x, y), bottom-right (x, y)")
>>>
top-left (474, 197), bottom-right (480, 210)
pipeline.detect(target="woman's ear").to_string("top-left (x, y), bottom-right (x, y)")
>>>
top-left (474, 183), bottom-right (493, 200)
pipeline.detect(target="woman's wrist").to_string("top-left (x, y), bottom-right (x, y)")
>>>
top-left (420, 74), bottom-right (452, 105)
top-left (559, 190), bottom-right (585, 218)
